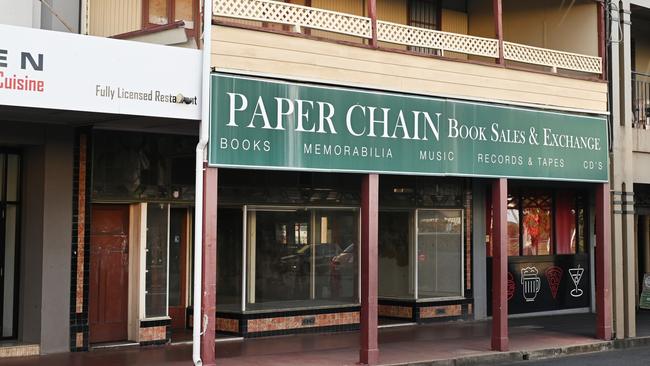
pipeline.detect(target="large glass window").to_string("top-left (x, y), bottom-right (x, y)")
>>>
top-left (216, 208), bottom-right (243, 312)
top-left (245, 207), bottom-right (359, 311)
top-left (417, 209), bottom-right (463, 298)
top-left (378, 176), bottom-right (466, 301)
top-left (92, 131), bottom-right (196, 202)
top-left (145, 203), bottom-right (169, 318)
top-left (379, 211), bottom-right (414, 299)
top-left (522, 193), bottom-right (552, 255)
top-left (487, 187), bottom-right (588, 257)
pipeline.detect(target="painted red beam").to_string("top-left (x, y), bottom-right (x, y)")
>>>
top-left (491, 178), bottom-right (508, 351)
top-left (201, 166), bottom-right (218, 365)
top-left (360, 174), bottom-right (379, 365)
top-left (368, 0), bottom-right (378, 48)
top-left (596, 183), bottom-right (612, 340)
top-left (493, 0), bottom-right (504, 65)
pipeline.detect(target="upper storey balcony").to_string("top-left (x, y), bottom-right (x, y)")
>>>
top-left (211, 0), bottom-right (607, 112)
top-left (81, 0), bottom-right (607, 113)
top-left (632, 5), bottom-right (650, 129)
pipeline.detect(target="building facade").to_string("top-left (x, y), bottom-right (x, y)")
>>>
top-left (609, 0), bottom-right (650, 341)
top-left (0, 1), bottom-right (201, 356)
top-left (202, 0), bottom-right (612, 364)
top-left (0, 0), bottom-right (623, 365)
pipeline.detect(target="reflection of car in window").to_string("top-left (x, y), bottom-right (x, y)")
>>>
top-left (331, 243), bottom-right (356, 267)
top-left (280, 243), bottom-right (343, 273)
top-left (330, 243), bottom-right (357, 298)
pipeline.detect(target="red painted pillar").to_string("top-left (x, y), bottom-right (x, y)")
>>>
top-left (360, 174), bottom-right (379, 365)
top-left (491, 178), bottom-right (508, 351)
top-left (201, 166), bottom-right (218, 365)
top-left (596, 183), bottom-right (612, 340)
top-left (367, 0), bottom-right (377, 48)
top-left (493, 0), bottom-right (504, 65)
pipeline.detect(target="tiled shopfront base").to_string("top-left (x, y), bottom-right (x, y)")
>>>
top-left (216, 307), bottom-right (361, 337)
top-left (139, 319), bottom-right (171, 345)
top-left (0, 343), bottom-right (40, 358)
top-left (379, 300), bottom-right (473, 323)
top-left (215, 302), bottom-right (472, 337)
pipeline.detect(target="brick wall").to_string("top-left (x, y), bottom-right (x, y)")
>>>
top-left (378, 304), bottom-right (412, 319)
top-left (419, 304), bottom-right (463, 319)
top-left (216, 318), bottom-right (239, 333)
top-left (247, 311), bottom-right (359, 333)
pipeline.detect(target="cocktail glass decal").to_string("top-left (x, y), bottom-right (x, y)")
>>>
top-left (521, 267), bottom-right (540, 302)
top-left (569, 265), bottom-right (584, 298)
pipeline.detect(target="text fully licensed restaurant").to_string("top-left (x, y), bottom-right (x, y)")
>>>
top-left (203, 73), bottom-right (612, 360)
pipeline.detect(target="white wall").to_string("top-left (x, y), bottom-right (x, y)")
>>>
top-left (40, 0), bottom-right (79, 32)
top-left (0, 0), bottom-right (41, 28)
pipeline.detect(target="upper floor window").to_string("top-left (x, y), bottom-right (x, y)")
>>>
top-left (144, 0), bottom-right (196, 29)
top-left (408, 0), bottom-right (439, 54)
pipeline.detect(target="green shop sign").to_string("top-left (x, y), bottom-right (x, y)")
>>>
top-left (209, 74), bottom-right (609, 182)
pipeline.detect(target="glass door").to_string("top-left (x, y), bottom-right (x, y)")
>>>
top-left (0, 152), bottom-right (20, 339)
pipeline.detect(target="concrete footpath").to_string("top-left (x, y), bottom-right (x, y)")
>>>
top-left (4, 313), bottom-right (650, 366)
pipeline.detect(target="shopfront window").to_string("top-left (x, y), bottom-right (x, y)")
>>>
top-left (145, 203), bottom-right (169, 318)
top-left (507, 195), bottom-right (520, 256)
top-left (216, 208), bottom-right (243, 312)
top-left (487, 187), bottom-right (588, 257)
top-left (417, 209), bottom-right (463, 298)
top-left (245, 207), bottom-right (359, 311)
top-left (379, 176), bottom-right (466, 300)
top-left (92, 131), bottom-right (196, 202)
top-left (379, 211), bottom-right (414, 299)
top-left (522, 193), bottom-right (552, 255)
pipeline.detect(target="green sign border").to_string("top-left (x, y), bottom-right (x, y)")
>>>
top-left (209, 73), bottom-right (609, 182)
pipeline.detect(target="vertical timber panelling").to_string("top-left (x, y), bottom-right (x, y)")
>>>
top-left (89, 0), bottom-right (142, 37)
top-left (377, 0), bottom-right (407, 50)
top-left (441, 8), bottom-right (468, 60)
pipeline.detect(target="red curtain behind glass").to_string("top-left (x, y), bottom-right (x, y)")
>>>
top-left (555, 191), bottom-right (576, 254)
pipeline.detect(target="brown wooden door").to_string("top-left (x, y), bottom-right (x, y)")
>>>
top-left (89, 204), bottom-right (129, 343)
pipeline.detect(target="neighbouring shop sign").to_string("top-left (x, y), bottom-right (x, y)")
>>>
top-left (209, 74), bottom-right (608, 182)
top-left (0, 24), bottom-right (200, 119)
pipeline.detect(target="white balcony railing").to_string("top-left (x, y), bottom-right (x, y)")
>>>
top-left (214, 0), bottom-right (372, 38)
top-left (503, 41), bottom-right (602, 74)
top-left (214, 0), bottom-right (602, 75)
top-left (377, 20), bottom-right (499, 58)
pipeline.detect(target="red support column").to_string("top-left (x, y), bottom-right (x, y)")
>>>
top-left (491, 178), bottom-right (508, 351)
top-left (596, 183), bottom-right (612, 340)
top-left (367, 0), bottom-right (378, 48)
top-left (201, 166), bottom-right (218, 366)
top-left (360, 174), bottom-right (379, 365)
top-left (493, 0), bottom-right (504, 65)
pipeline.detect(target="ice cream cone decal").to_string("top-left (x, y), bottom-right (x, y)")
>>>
top-left (545, 266), bottom-right (563, 300)
top-left (569, 265), bottom-right (584, 298)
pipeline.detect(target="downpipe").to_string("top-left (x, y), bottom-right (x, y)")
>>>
top-left (193, 0), bottom-right (213, 364)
